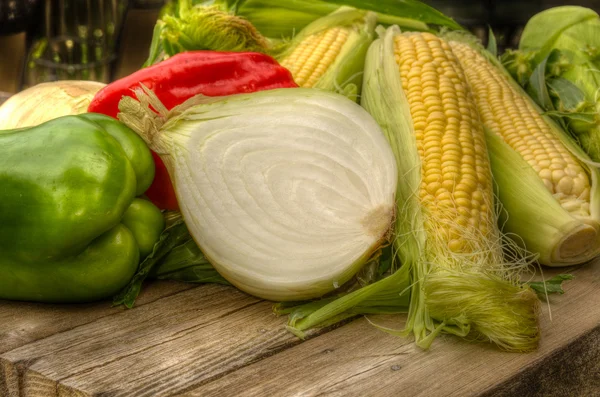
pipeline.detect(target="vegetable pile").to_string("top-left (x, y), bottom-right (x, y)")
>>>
top-left (2, 0), bottom-right (598, 353)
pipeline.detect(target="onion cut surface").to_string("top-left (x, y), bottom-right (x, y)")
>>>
top-left (119, 88), bottom-right (398, 301)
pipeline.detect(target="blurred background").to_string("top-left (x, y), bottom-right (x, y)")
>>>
top-left (0, 0), bottom-right (161, 94)
top-left (1, 0), bottom-right (599, 94)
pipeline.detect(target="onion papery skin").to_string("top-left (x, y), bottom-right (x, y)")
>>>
top-left (0, 81), bottom-right (105, 130)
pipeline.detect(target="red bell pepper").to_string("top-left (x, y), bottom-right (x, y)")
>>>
top-left (88, 51), bottom-right (297, 210)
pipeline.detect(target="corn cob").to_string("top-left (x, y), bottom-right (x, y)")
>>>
top-left (394, 32), bottom-right (497, 258)
top-left (448, 37), bottom-right (600, 266)
top-left (275, 7), bottom-right (376, 100)
top-left (361, 27), bottom-right (539, 351)
top-left (280, 27), bottom-right (350, 88)
top-left (451, 41), bottom-right (589, 216)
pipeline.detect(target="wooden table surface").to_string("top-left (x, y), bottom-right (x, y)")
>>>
top-left (1, 97), bottom-right (599, 397)
top-left (0, 261), bottom-right (598, 397)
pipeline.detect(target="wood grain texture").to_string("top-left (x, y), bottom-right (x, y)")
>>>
top-left (0, 358), bottom-right (90, 397)
top-left (173, 264), bottom-right (600, 397)
top-left (0, 281), bottom-right (195, 354)
top-left (483, 325), bottom-right (600, 397)
top-left (0, 227), bottom-right (598, 397)
top-left (1, 284), bottom-right (304, 397)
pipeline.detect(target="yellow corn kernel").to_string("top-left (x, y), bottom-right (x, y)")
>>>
top-left (394, 32), bottom-right (496, 256)
top-left (450, 41), bottom-right (591, 217)
top-left (280, 27), bottom-right (350, 88)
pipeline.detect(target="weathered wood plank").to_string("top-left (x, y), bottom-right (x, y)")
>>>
top-left (482, 325), bottom-right (600, 397)
top-left (1, 358), bottom-right (90, 397)
top-left (1, 284), bottom-right (307, 397)
top-left (0, 280), bottom-right (195, 354)
top-left (182, 263), bottom-right (600, 397)
top-left (1, 249), bottom-right (598, 397)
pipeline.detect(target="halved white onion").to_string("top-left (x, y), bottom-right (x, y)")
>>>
top-left (121, 88), bottom-right (398, 301)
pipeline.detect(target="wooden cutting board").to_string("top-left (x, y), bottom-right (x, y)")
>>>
top-left (1, 96), bottom-right (599, 397)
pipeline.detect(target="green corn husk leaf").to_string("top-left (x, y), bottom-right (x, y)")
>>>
top-left (159, 1), bottom-right (178, 18)
top-left (144, 0), bottom-right (271, 66)
top-left (281, 245), bottom-right (411, 337)
top-left (500, 49), bottom-right (538, 87)
top-left (557, 64), bottom-right (600, 161)
top-left (541, 18), bottom-right (600, 105)
top-left (235, 0), bottom-right (339, 38)
top-left (545, 76), bottom-right (600, 148)
top-left (508, 6), bottom-right (600, 163)
top-left (486, 27), bottom-right (497, 58)
top-left (144, 21), bottom-right (167, 67)
top-left (275, 7), bottom-right (376, 100)
top-left (160, 0), bottom-right (235, 17)
top-left (519, 49), bottom-right (600, 162)
top-left (486, 127), bottom-right (600, 266)
top-left (284, 266), bottom-right (411, 338)
top-left (445, 32), bottom-right (600, 267)
top-left (318, 0), bottom-right (461, 30)
top-left (547, 77), bottom-right (589, 112)
top-left (526, 50), bottom-right (557, 112)
top-left (518, 6), bottom-right (600, 64)
top-left (359, 26), bottom-right (541, 352)
top-left (232, 0), bottom-right (461, 39)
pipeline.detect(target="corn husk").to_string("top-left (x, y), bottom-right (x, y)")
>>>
top-left (275, 27), bottom-right (541, 351)
top-left (448, 32), bottom-right (600, 267)
top-left (274, 7), bottom-right (376, 99)
top-left (359, 26), bottom-right (540, 351)
top-left (501, 6), bottom-right (600, 163)
top-left (233, 0), bottom-right (461, 38)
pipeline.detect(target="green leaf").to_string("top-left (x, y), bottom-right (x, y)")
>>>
top-left (227, 0), bottom-right (338, 38)
top-left (236, 0), bottom-right (455, 38)
top-left (547, 77), bottom-right (588, 111)
top-left (113, 209), bottom-right (228, 308)
top-left (527, 274), bottom-right (574, 296)
top-left (146, 0), bottom-right (272, 65)
top-left (215, 0), bottom-right (244, 11)
top-left (320, 0), bottom-right (463, 30)
top-left (500, 49), bottom-right (537, 86)
top-left (143, 21), bottom-right (167, 67)
top-left (544, 110), bottom-right (597, 124)
top-left (287, 264), bottom-right (411, 334)
top-left (377, 246), bottom-right (393, 277)
top-left (526, 51), bottom-right (556, 111)
top-left (486, 26), bottom-right (497, 58)
top-left (112, 219), bottom-right (194, 308)
top-left (151, 238), bottom-right (228, 285)
top-left (155, 265), bottom-right (228, 284)
top-left (519, 6), bottom-right (599, 62)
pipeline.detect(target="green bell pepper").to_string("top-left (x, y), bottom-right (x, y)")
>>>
top-left (122, 198), bottom-right (166, 258)
top-left (79, 113), bottom-right (155, 195)
top-left (0, 115), bottom-right (164, 302)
